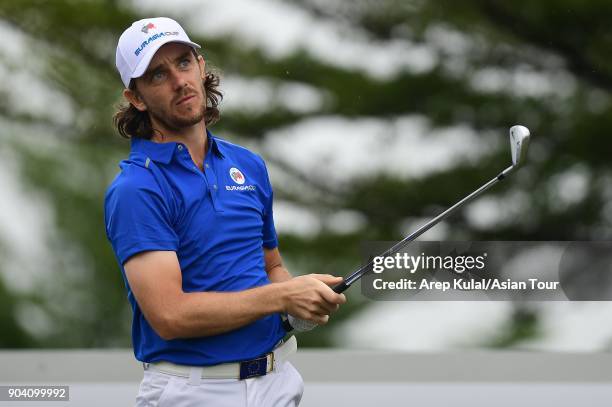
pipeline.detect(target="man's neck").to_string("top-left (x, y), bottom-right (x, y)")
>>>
top-left (151, 121), bottom-right (208, 170)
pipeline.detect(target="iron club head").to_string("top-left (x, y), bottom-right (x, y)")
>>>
top-left (509, 125), bottom-right (530, 167)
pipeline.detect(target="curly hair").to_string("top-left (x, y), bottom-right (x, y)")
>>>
top-left (113, 51), bottom-right (222, 139)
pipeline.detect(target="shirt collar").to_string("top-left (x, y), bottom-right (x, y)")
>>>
top-left (130, 130), bottom-right (225, 164)
top-left (208, 130), bottom-right (226, 159)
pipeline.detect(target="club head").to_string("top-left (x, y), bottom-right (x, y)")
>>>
top-left (509, 125), bottom-right (530, 167)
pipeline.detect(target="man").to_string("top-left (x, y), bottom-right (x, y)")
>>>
top-left (105, 17), bottom-right (346, 407)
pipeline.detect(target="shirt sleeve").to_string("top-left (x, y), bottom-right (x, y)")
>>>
top-left (260, 160), bottom-right (279, 249)
top-left (104, 171), bottom-right (179, 265)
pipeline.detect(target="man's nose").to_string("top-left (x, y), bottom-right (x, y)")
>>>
top-left (169, 69), bottom-right (188, 90)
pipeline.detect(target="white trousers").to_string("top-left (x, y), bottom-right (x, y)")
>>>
top-left (135, 360), bottom-right (304, 407)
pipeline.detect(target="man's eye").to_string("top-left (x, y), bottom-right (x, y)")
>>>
top-left (179, 58), bottom-right (191, 68)
top-left (151, 71), bottom-right (165, 82)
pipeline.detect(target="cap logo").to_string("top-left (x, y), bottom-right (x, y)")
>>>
top-left (229, 168), bottom-right (245, 185)
top-left (141, 22), bottom-right (155, 34)
top-left (134, 31), bottom-right (180, 56)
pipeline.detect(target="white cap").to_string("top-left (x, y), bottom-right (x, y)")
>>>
top-left (115, 17), bottom-right (201, 88)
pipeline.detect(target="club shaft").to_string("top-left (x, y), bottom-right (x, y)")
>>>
top-left (333, 165), bottom-right (515, 293)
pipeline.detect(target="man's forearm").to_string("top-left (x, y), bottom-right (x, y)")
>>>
top-left (160, 282), bottom-right (287, 340)
top-left (157, 263), bottom-right (292, 340)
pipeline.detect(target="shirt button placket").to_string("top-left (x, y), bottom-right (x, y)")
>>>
top-left (204, 161), bottom-right (221, 211)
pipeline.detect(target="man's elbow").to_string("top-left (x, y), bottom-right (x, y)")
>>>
top-left (156, 325), bottom-right (178, 341)
top-left (150, 311), bottom-right (181, 341)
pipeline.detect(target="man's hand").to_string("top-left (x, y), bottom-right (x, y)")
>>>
top-left (279, 274), bottom-right (347, 325)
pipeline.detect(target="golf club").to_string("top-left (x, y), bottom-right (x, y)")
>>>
top-left (284, 125), bottom-right (531, 332)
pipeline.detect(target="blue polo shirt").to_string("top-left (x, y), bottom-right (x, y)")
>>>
top-left (104, 130), bottom-right (285, 366)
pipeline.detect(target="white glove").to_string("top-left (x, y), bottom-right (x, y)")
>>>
top-left (287, 314), bottom-right (320, 332)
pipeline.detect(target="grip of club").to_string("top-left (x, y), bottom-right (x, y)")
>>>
top-left (332, 280), bottom-right (349, 293)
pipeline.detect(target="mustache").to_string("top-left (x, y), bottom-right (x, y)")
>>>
top-left (174, 88), bottom-right (199, 104)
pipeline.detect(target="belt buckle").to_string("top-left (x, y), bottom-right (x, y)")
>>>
top-left (239, 353), bottom-right (272, 380)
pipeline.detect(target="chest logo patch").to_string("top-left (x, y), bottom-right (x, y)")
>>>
top-left (229, 167), bottom-right (246, 185)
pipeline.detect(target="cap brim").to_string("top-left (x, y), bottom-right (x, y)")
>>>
top-left (131, 40), bottom-right (201, 82)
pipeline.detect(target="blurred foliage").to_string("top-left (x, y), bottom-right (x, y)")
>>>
top-left (0, 0), bottom-right (610, 348)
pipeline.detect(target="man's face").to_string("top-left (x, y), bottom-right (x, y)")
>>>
top-left (127, 42), bottom-right (206, 132)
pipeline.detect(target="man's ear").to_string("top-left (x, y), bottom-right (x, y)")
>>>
top-left (198, 55), bottom-right (206, 80)
top-left (123, 87), bottom-right (147, 112)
